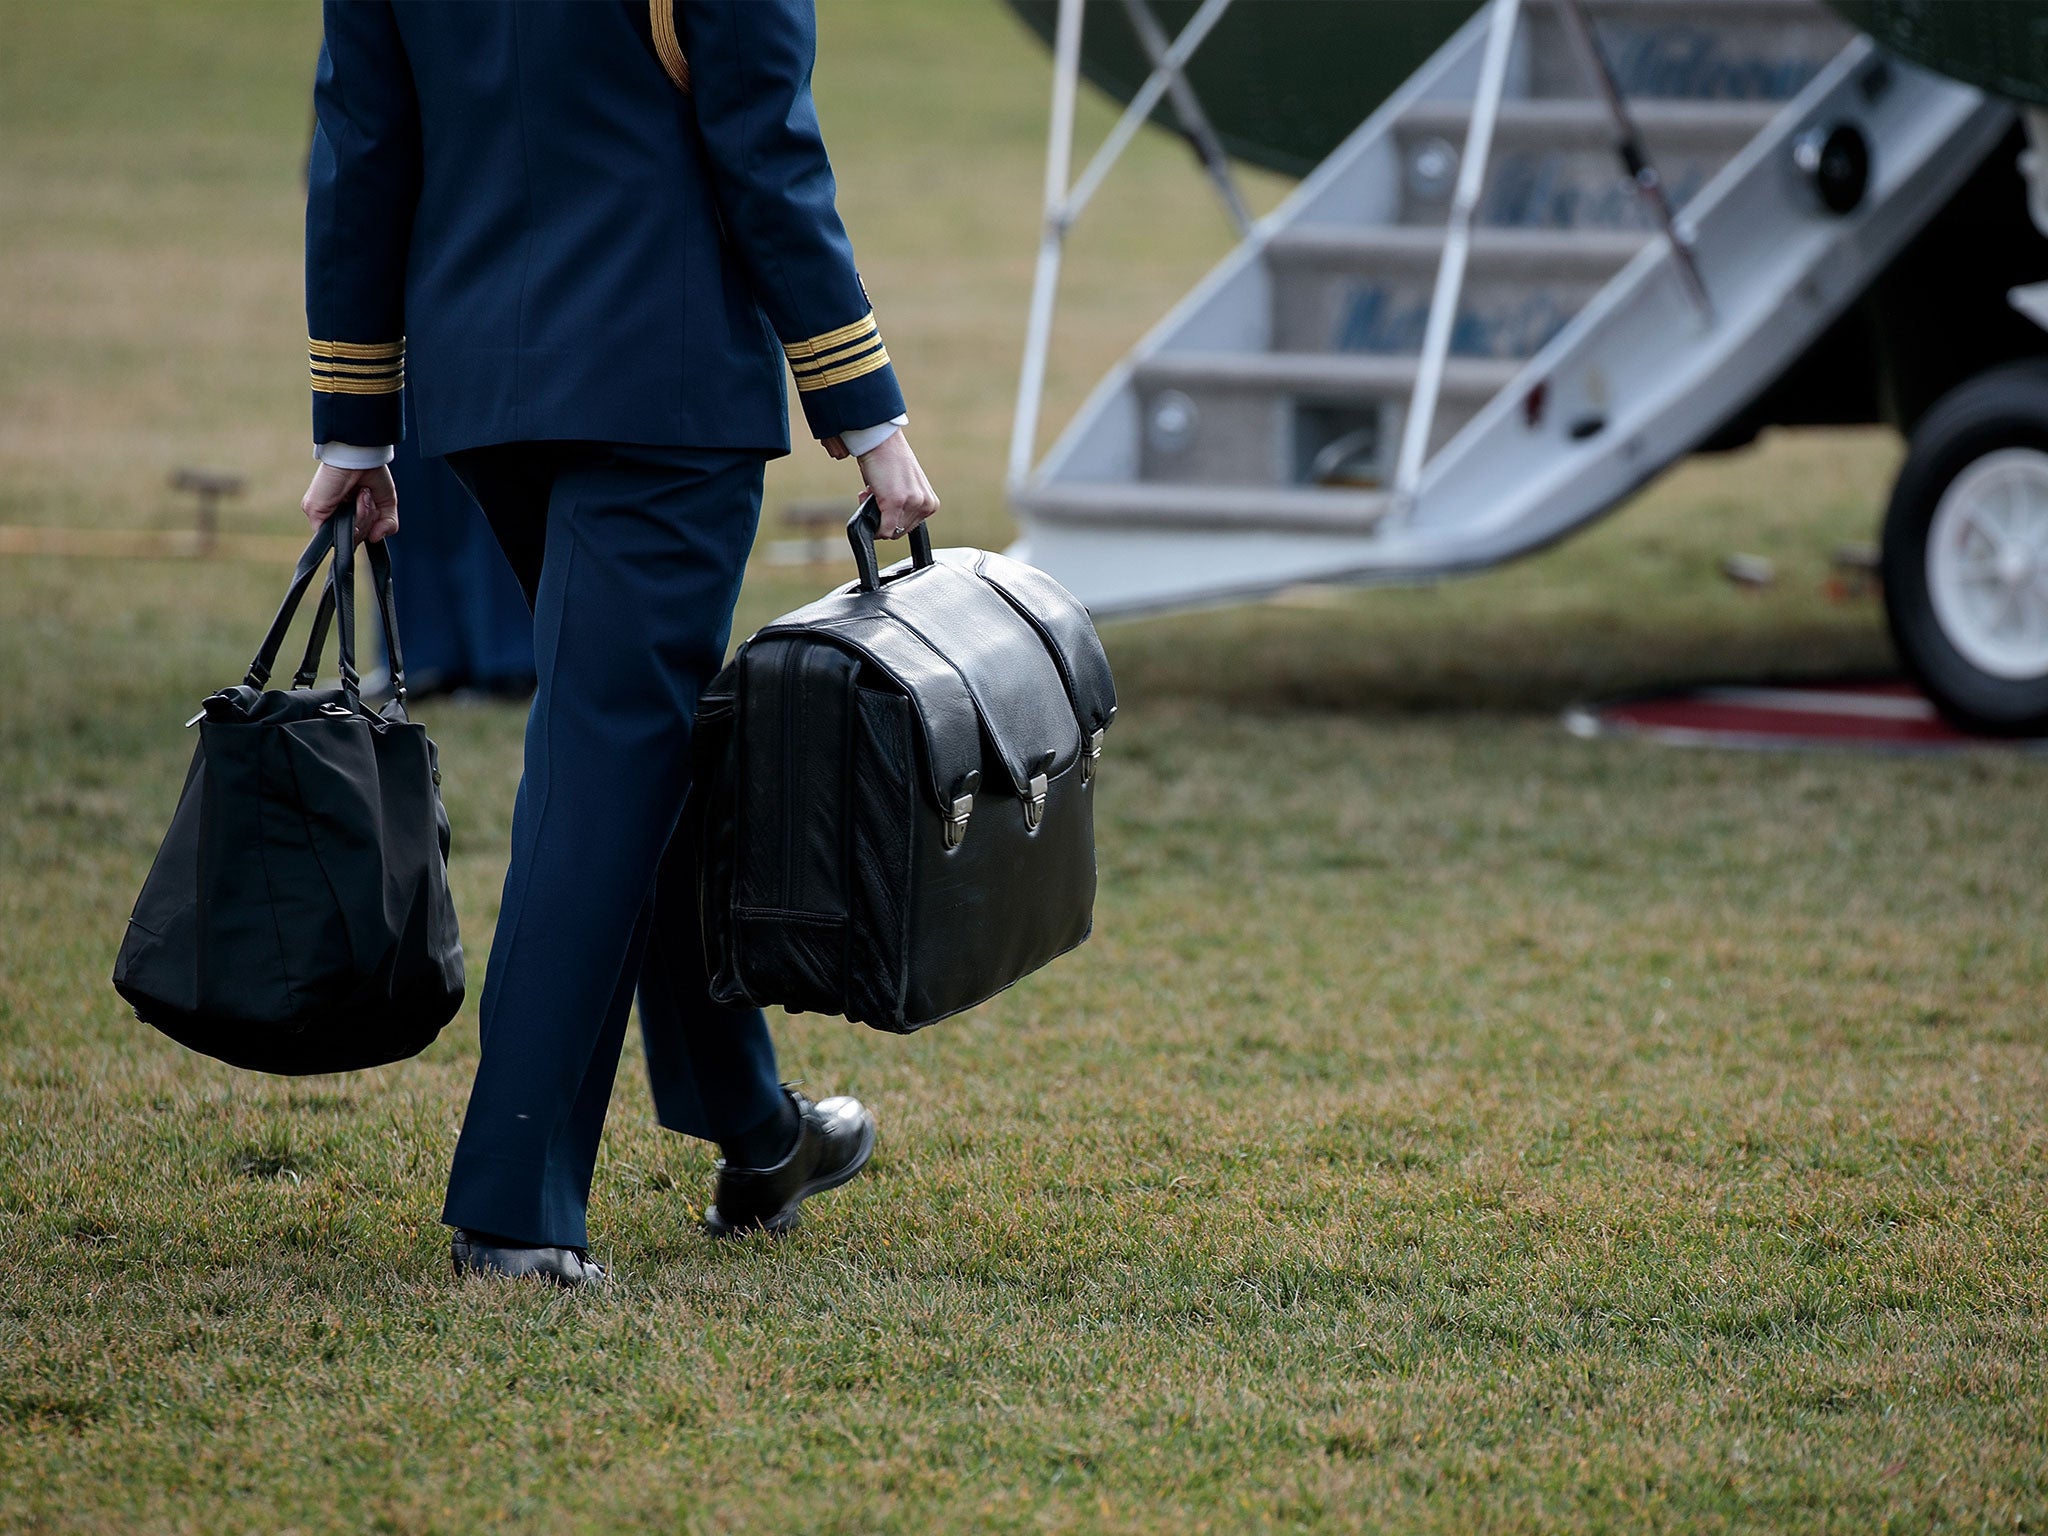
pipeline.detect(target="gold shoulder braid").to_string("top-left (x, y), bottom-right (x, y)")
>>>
top-left (649, 0), bottom-right (691, 92)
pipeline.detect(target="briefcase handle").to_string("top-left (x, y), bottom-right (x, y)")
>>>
top-left (243, 515), bottom-right (408, 710)
top-left (847, 493), bottom-right (935, 594)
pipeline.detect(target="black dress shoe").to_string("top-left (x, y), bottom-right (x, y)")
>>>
top-left (704, 1089), bottom-right (876, 1238)
top-left (450, 1229), bottom-right (606, 1287)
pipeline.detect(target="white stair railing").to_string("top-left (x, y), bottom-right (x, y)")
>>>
top-left (1555, 0), bottom-right (1715, 319)
top-left (1391, 0), bottom-right (1525, 522)
top-left (1007, 0), bottom-right (1243, 491)
top-left (1393, 0), bottom-right (1719, 523)
top-left (1121, 0), bottom-right (1252, 235)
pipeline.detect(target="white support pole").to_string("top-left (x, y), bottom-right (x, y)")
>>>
top-left (1009, 0), bottom-right (1088, 491)
top-left (1119, 0), bottom-right (1252, 236)
top-left (1060, 0), bottom-right (1234, 227)
top-left (1392, 0), bottom-right (1523, 519)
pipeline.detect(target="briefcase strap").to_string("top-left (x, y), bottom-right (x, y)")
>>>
top-left (244, 516), bottom-right (408, 709)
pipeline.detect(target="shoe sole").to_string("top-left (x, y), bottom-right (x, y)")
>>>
top-left (450, 1251), bottom-right (606, 1288)
top-left (703, 1113), bottom-right (877, 1239)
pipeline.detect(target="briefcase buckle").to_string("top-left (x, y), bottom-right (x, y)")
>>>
top-left (944, 792), bottom-right (974, 849)
top-left (1023, 771), bottom-right (1049, 831)
top-left (943, 770), bottom-right (982, 850)
top-left (1081, 728), bottom-right (1105, 784)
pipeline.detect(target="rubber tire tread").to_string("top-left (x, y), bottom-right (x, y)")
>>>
top-left (1880, 358), bottom-right (2048, 736)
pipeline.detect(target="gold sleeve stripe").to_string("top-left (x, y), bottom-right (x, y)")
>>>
top-left (788, 334), bottom-right (886, 377)
top-left (309, 357), bottom-right (405, 377)
top-left (309, 337), bottom-right (405, 360)
top-left (311, 374), bottom-right (404, 396)
top-left (793, 346), bottom-right (891, 393)
top-left (783, 312), bottom-right (878, 362)
top-left (649, 0), bottom-right (691, 91)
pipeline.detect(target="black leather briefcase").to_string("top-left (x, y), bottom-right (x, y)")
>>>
top-left (695, 501), bottom-right (1115, 1033)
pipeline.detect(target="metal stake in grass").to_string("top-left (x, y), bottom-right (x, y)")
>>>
top-left (168, 466), bottom-right (246, 557)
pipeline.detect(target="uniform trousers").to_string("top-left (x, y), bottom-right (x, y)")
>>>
top-left (438, 441), bottom-right (785, 1250)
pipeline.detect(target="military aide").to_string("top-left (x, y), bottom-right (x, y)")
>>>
top-left (299, 0), bottom-right (939, 1286)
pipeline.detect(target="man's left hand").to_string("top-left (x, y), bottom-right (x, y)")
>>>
top-left (302, 461), bottom-right (400, 542)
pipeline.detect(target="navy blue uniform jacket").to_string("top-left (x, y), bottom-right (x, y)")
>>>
top-left (307, 0), bottom-right (905, 459)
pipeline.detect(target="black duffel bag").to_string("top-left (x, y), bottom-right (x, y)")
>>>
top-left (695, 501), bottom-right (1116, 1032)
top-left (112, 514), bottom-right (464, 1074)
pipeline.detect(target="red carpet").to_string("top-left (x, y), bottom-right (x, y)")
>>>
top-left (1564, 682), bottom-right (2046, 753)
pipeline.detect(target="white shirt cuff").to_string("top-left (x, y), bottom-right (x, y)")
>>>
top-left (315, 441), bottom-right (396, 469)
top-left (839, 415), bottom-right (909, 458)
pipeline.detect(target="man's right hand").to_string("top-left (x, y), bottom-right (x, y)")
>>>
top-left (301, 461), bottom-right (400, 542)
top-left (855, 431), bottom-right (939, 540)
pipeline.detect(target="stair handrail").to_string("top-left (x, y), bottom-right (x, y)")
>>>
top-left (1120, 0), bottom-right (1253, 237)
top-left (1008, 0), bottom-right (1242, 491)
top-left (1391, 0), bottom-right (1524, 523)
top-left (1555, 0), bottom-right (1714, 320)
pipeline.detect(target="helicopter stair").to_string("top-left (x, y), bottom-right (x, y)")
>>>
top-left (1009, 0), bottom-right (2014, 615)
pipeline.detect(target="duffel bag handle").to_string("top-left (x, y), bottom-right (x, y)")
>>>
top-left (363, 532), bottom-right (408, 706)
top-left (847, 493), bottom-right (935, 595)
top-left (292, 582), bottom-right (339, 690)
top-left (245, 515), bottom-right (408, 708)
top-left (327, 512), bottom-right (363, 707)
top-left (245, 521), bottom-right (337, 691)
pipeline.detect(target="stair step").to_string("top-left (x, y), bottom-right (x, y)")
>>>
top-left (1139, 351), bottom-right (1522, 400)
top-left (1268, 225), bottom-right (1651, 277)
top-left (1395, 99), bottom-right (1783, 229)
top-left (1560, 0), bottom-right (1844, 13)
top-left (1520, 0), bottom-right (1852, 102)
top-left (1132, 353), bottom-right (1520, 487)
top-left (1397, 98), bottom-right (1784, 152)
top-left (1267, 226), bottom-right (1649, 358)
top-left (1014, 481), bottom-right (1394, 536)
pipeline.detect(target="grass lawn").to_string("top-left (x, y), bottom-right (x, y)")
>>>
top-left (3, 2), bottom-right (2045, 1531)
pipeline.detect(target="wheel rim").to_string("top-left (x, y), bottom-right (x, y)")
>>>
top-left (1926, 447), bottom-right (2048, 682)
